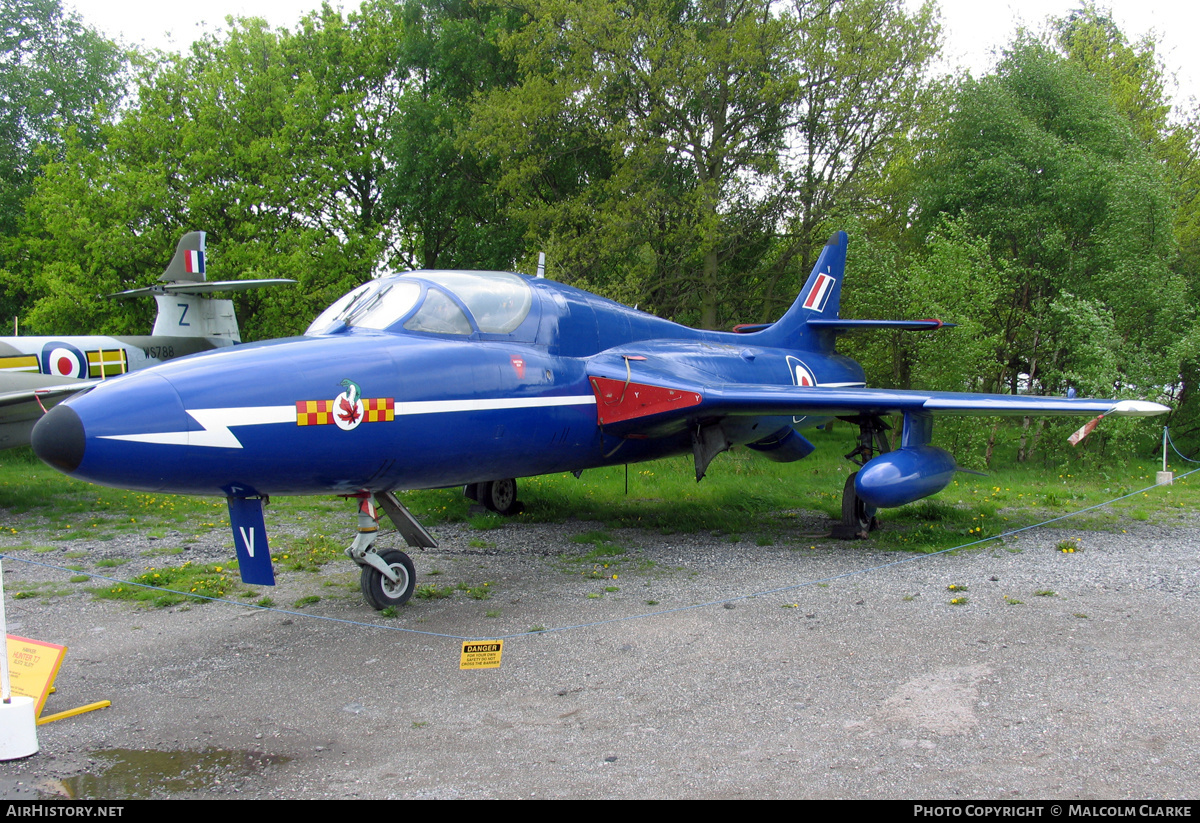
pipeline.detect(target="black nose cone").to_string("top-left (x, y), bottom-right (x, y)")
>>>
top-left (32, 403), bottom-right (85, 474)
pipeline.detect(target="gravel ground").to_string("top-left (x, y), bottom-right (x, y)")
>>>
top-left (1, 507), bottom-right (1198, 799)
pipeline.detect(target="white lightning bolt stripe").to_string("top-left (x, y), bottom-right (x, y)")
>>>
top-left (99, 406), bottom-right (295, 448)
top-left (98, 395), bottom-right (598, 449)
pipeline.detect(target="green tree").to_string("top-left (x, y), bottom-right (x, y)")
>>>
top-left (381, 0), bottom-right (526, 271)
top-left (14, 5), bottom-right (406, 339)
top-left (469, 0), bottom-right (938, 329)
top-left (0, 0), bottom-right (125, 323)
top-left (1053, 4), bottom-right (1200, 450)
top-left (757, 0), bottom-right (940, 318)
top-left (916, 40), bottom-right (1187, 460)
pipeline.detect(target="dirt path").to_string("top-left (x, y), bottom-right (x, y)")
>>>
top-left (2, 519), bottom-right (1198, 799)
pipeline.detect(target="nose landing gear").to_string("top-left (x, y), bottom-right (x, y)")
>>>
top-left (344, 491), bottom-right (438, 609)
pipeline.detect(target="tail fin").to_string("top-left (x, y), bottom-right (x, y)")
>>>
top-left (159, 231), bottom-right (207, 283)
top-left (146, 230), bottom-right (239, 341)
top-left (751, 231), bottom-right (847, 352)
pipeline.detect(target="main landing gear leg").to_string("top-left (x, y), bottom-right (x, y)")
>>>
top-left (830, 416), bottom-right (889, 540)
top-left (344, 491), bottom-right (438, 610)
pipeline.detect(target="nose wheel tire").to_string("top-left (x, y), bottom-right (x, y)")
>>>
top-left (360, 549), bottom-right (416, 610)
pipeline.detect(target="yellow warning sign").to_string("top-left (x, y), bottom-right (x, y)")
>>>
top-left (460, 640), bottom-right (504, 670)
top-left (6, 635), bottom-right (67, 716)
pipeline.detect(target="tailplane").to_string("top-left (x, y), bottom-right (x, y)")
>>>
top-left (744, 230), bottom-right (951, 351)
top-left (110, 231), bottom-right (294, 344)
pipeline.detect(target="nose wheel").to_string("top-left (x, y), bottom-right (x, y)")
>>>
top-left (343, 491), bottom-right (438, 610)
top-left (360, 548), bottom-right (416, 609)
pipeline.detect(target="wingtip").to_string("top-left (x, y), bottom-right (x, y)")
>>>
top-left (1109, 400), bottom-right (1171, 416)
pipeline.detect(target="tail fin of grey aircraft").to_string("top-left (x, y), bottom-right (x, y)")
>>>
top-left (159, 230), bottom-right (207, 284)
top-left (110, 231), bottom-right (294, 344)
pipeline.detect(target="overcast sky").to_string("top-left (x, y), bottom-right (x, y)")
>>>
top-left (64, 0), bottom-right (1200, 108)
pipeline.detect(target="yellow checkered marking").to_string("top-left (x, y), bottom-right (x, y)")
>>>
top-left (296, 400), bottom-right (334, 426)
top-left (295, 398), bottom-right (394, 426)
top-left (363, 398), bottom-right (395, 422)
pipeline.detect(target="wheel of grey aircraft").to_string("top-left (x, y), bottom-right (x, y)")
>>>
top-left (360, 549), bottom-right (416, 610)
top-left (482, 478), bottom-right (520, 516)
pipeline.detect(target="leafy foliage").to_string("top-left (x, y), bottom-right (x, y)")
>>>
top-left (468, 0), bottom-right (939, 329)
top-left (912, 40), bottom-right (1185, 460)
top-left (0, 0), bottom-right (125, 323)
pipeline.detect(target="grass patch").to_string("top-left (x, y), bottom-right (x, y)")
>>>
top-left (142, 546), bottom-right (184, 557)
top-left (467, 513), bottom-right (506, 531)
top-left (414, 583), bottom-right (455, 600)
top-left (274, 534), bottom-right (343, 572)
top-left (458, 581), bottom-right (493, 600)
top-left (91, 562), bottom-right (237, 607)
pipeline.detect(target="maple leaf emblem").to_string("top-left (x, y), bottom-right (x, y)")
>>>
top-left (337, 396), bottom-right (361, 425)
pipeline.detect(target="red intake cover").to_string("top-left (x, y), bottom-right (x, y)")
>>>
top-left (590, 377), bottom-right (703, 425)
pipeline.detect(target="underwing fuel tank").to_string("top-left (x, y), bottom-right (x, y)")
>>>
top-left (854, 411), bottom-right (958, 509)
top-left (854, 444), bottom-right (957, 509)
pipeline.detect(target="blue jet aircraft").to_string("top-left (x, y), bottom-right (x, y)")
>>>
top-left (30, 231), bottom-right (1168, 610)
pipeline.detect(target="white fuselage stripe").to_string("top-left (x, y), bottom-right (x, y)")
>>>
top-left (98, 394), bottom-right (599, 448)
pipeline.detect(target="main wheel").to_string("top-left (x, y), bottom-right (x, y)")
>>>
top-left (481, 478), bottom-right (520, 516)
top-left (840, 472), bottom-right (878, 538)
top-left (360, 549), bottom-right (416, 610)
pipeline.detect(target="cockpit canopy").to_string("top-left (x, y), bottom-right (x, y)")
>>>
top-left (305, 270), bottom-right (534, 337)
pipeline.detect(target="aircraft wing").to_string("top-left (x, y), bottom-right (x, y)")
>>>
top-left (586, 358), bottom-right (1168, 435)
top-left (0, 373), bottom-right (96, 449)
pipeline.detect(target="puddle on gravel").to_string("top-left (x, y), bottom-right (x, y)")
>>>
top-left (58, 748), bottom-right (291, 798)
